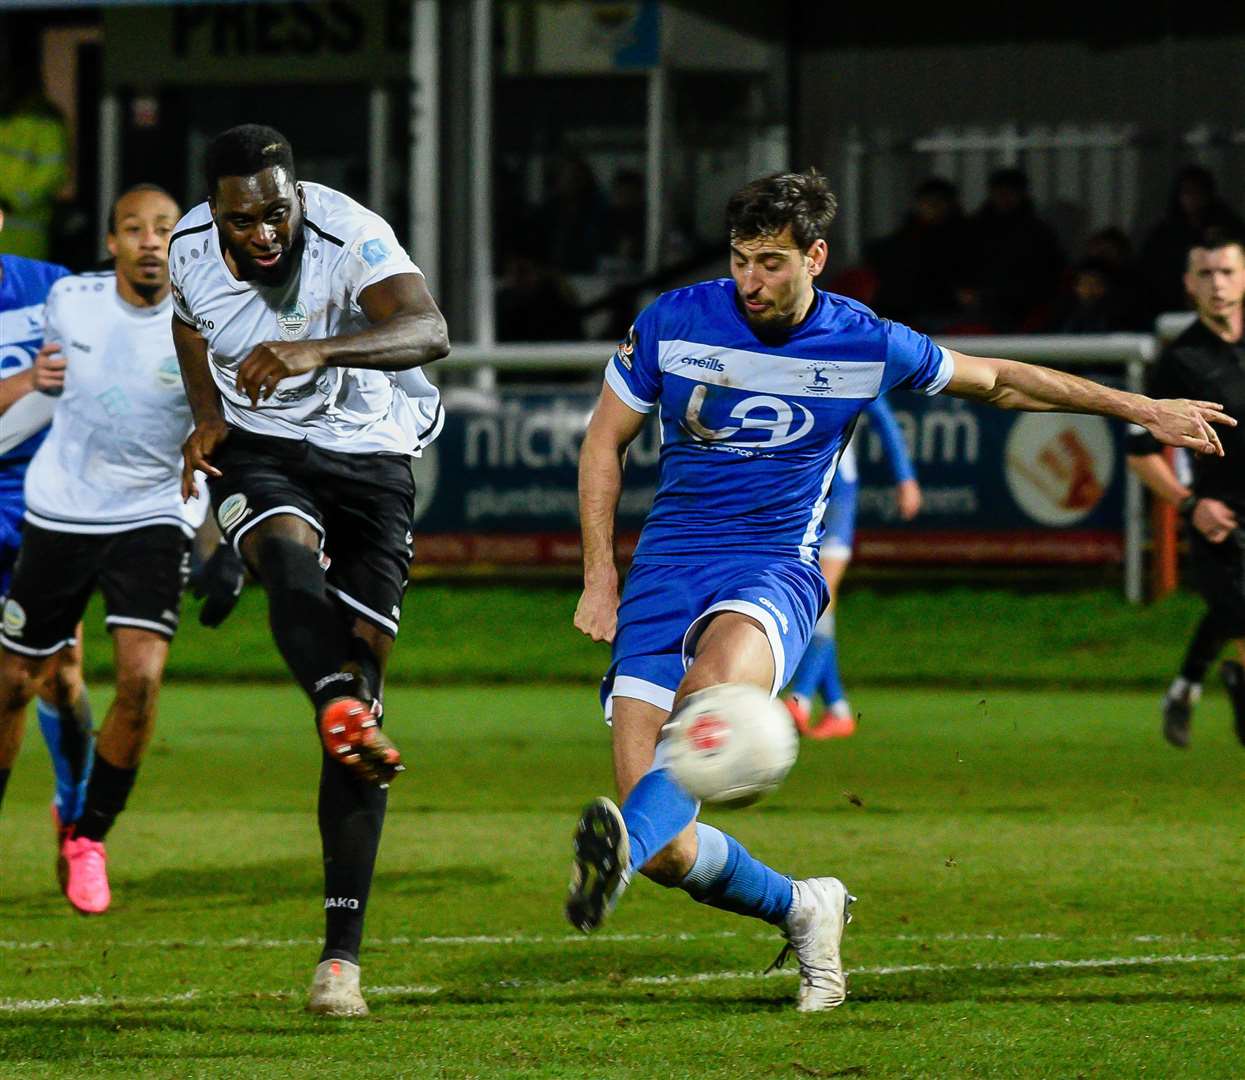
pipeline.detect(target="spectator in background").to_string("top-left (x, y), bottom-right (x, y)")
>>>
top-left (496, 251), bottom-right (584, 342)
top-left (866, 177), bottom-right (972, 331)
top-left (602, 169), bottom-right (646, 270)
top-left (0, 43), bottom-right (69, 260)
top-left (539, 155), bottom-right (607, 274)
top-left (1046, 259), bottom-right (1140, 334)
top-left (1140, 165), bottom-right (1245, 316)
top-left (961, 168), bottom-right (1065, 331)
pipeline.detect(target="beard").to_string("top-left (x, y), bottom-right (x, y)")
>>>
top-left (226, 229), bottom-right (303, 286)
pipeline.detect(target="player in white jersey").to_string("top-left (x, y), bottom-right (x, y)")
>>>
top-left (171, 125), bottom-right (448, 1017)
top-left (0, 185), bottom-right (199, 915)
top-left (566, 170), bottom-right (1233, 1012)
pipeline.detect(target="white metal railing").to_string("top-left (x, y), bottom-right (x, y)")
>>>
top-left (839, 122), bottom-right (1143, 264)
top-left (440, 334), bottom-right (1159, 602)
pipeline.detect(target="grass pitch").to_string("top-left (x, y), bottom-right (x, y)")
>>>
top-left (1, 682), bottom-right (1242, 1077)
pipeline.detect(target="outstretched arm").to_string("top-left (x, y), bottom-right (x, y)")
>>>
top-left (944, 350), bottom-right (1235, 456)
top-left (234, 273), bottom-right (449, 405)
top-left (574, 384), bottom-right (649, 644)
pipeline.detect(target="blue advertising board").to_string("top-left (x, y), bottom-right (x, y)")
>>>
top-left (411, 388), bottom-right (1125, 565)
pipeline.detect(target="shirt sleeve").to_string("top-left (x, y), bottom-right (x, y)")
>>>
top-left (341, 218), bottom-right (422, 312)
top-left (862, 395), bottom-right (916, 483)
top-left (42, 280), bottom-right (64, 345)
top-left (169, 272), bottom-right (195, 327)
top-left (603, 305), bottom-right (661, 414)
top-left (880, 319), bottom-right (954, 397)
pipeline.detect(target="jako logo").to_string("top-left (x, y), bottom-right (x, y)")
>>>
top-left (689, 714), bottom-right (730, 753)
top-left (324, 897), bottom-right (360, 910)
top-left (678, 355), bottom-right (726, 372)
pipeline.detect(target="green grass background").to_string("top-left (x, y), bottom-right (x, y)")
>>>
top-left (1, 587), bottom-right (1242, 1076)
top-left (79, 583), bottom-right (1218, 688)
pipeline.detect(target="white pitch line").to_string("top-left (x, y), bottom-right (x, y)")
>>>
top-left (3, 952), bottom-right (1242, 1013)
top-left (0, 930), bottom-right (742, 952)
top-left (626, 951), bottom-right (1245, 986)
top-left (3, 930), bottom-right (1234, 953)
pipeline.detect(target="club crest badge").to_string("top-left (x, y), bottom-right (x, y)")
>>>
top-left (217, 493), bottom-right (251, 532)
top-left (277, 300), bottom-right (310, 340)
top-left (2, 599), bottom-right (26, 638)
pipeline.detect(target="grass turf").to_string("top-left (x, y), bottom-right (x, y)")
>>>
top-left (79, 583), bottom-right (1214, 688)
top-left (1, 683), bottom-right (1242, 1077)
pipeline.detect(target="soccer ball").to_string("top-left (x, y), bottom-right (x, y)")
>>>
top-left (663, 683), bottom-right (799, 808)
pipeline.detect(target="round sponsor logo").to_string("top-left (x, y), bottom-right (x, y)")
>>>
top-left (156, 356), bottom-right (182, 389)
top-left (3, 598), bottom-right (26, 638)
top-left (1004, 413), bottom-right (1114, 526)
top-left (217, 493), bottom-right (250, 532)
top-left (277, 300), bottom-right (310, 341)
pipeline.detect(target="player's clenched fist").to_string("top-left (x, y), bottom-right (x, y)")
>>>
top-left (31, 341), bottom-right (67, 394)
top-left (235, 339), bottom-right (326, 406)
top-left (574, 582), bottom-right (620, 643)
top-left (181, 417), bottom-right (230, 499)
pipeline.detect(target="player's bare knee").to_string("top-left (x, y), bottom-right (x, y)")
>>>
top-left (41, 654), bottom-right (84, 708)
top-left (640, 835), bottom-right (697, 887)
top-left (112, 667), bottom-right (162, 724)
top-left (0, 652), bottom-right (46, 712)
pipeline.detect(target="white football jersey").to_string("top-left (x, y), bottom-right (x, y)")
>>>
top-left (168, 183), bottom-right (442, 455)
top-left (24, 272), bottom-right (205, 535)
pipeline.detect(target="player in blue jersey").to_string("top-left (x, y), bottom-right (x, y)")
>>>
top-left (0, 203), bottom-right (94, 839)
top-left (564, 169), bottom-right (1233, 1013)
top-left (786, 395), bottom-right (920, 738)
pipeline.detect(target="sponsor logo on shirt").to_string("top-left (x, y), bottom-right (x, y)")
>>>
top-left (360, 239), bottom-right (391, 267)
top-left (217, 493), bottom-right (251, 532)
top-left (676, 354), bottom-right (726, 373)
top-left (615, 325), bottom-right (638, 370)
top-left (276, 300), bottom-right (310, 341)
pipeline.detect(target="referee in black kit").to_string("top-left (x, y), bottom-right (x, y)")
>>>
top-left (1128, 227), bottom-right (1245, 748)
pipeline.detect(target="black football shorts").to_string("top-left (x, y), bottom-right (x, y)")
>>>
top-left (1, 522), bottom-right (190, 656)
top-left (208, 428), bottom-right (415, 638)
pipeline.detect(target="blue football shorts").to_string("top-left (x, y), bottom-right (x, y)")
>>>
top-left (0, 489), bottom-right (25, 599)
top-left (819, 475), bottom-right (857, 563)
top-left (601, 556), bottom-right (829, 721)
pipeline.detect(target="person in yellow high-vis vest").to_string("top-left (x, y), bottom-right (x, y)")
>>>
top-left (0, 75), bottom-right (69, 261)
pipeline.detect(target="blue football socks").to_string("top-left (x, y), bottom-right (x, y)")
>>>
top-left (36, 695), bottom-right (94, 824)
top-left (680, 822), bottom-right (793, 925)
top-left (620, 766), bottom-right (699, 874)
top-left (789, 633), bottom-right (828, 700)
top-left (817, 633), bottom-right (844, 705)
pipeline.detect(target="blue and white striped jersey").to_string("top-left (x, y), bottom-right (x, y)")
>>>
top-left (605, 279), bottom-right (952, 563)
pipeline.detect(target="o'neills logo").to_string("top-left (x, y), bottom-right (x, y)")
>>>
top-left (277, 300), bottom-right (310, 340)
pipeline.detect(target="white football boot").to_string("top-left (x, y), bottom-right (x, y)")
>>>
top-left (306, 958), bottom-right (369, 1017)
top-left (771, 876), bottom-right (855, 1012)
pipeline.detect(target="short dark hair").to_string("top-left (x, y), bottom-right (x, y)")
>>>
top-left (107, 182), bottom-right (176, 233)
top-left (1188, 225), bottom-right (1245, 260)
top-left (203, 124), bottom-right (295, 194)
top-left (725, 169), bottom-right (838, 251)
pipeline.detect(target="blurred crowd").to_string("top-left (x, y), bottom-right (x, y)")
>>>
top-left (836, 164), bottom-right (1245, 336)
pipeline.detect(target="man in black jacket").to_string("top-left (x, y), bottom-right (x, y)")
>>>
top-left (1128, 228), bottom-right (1245, 748)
